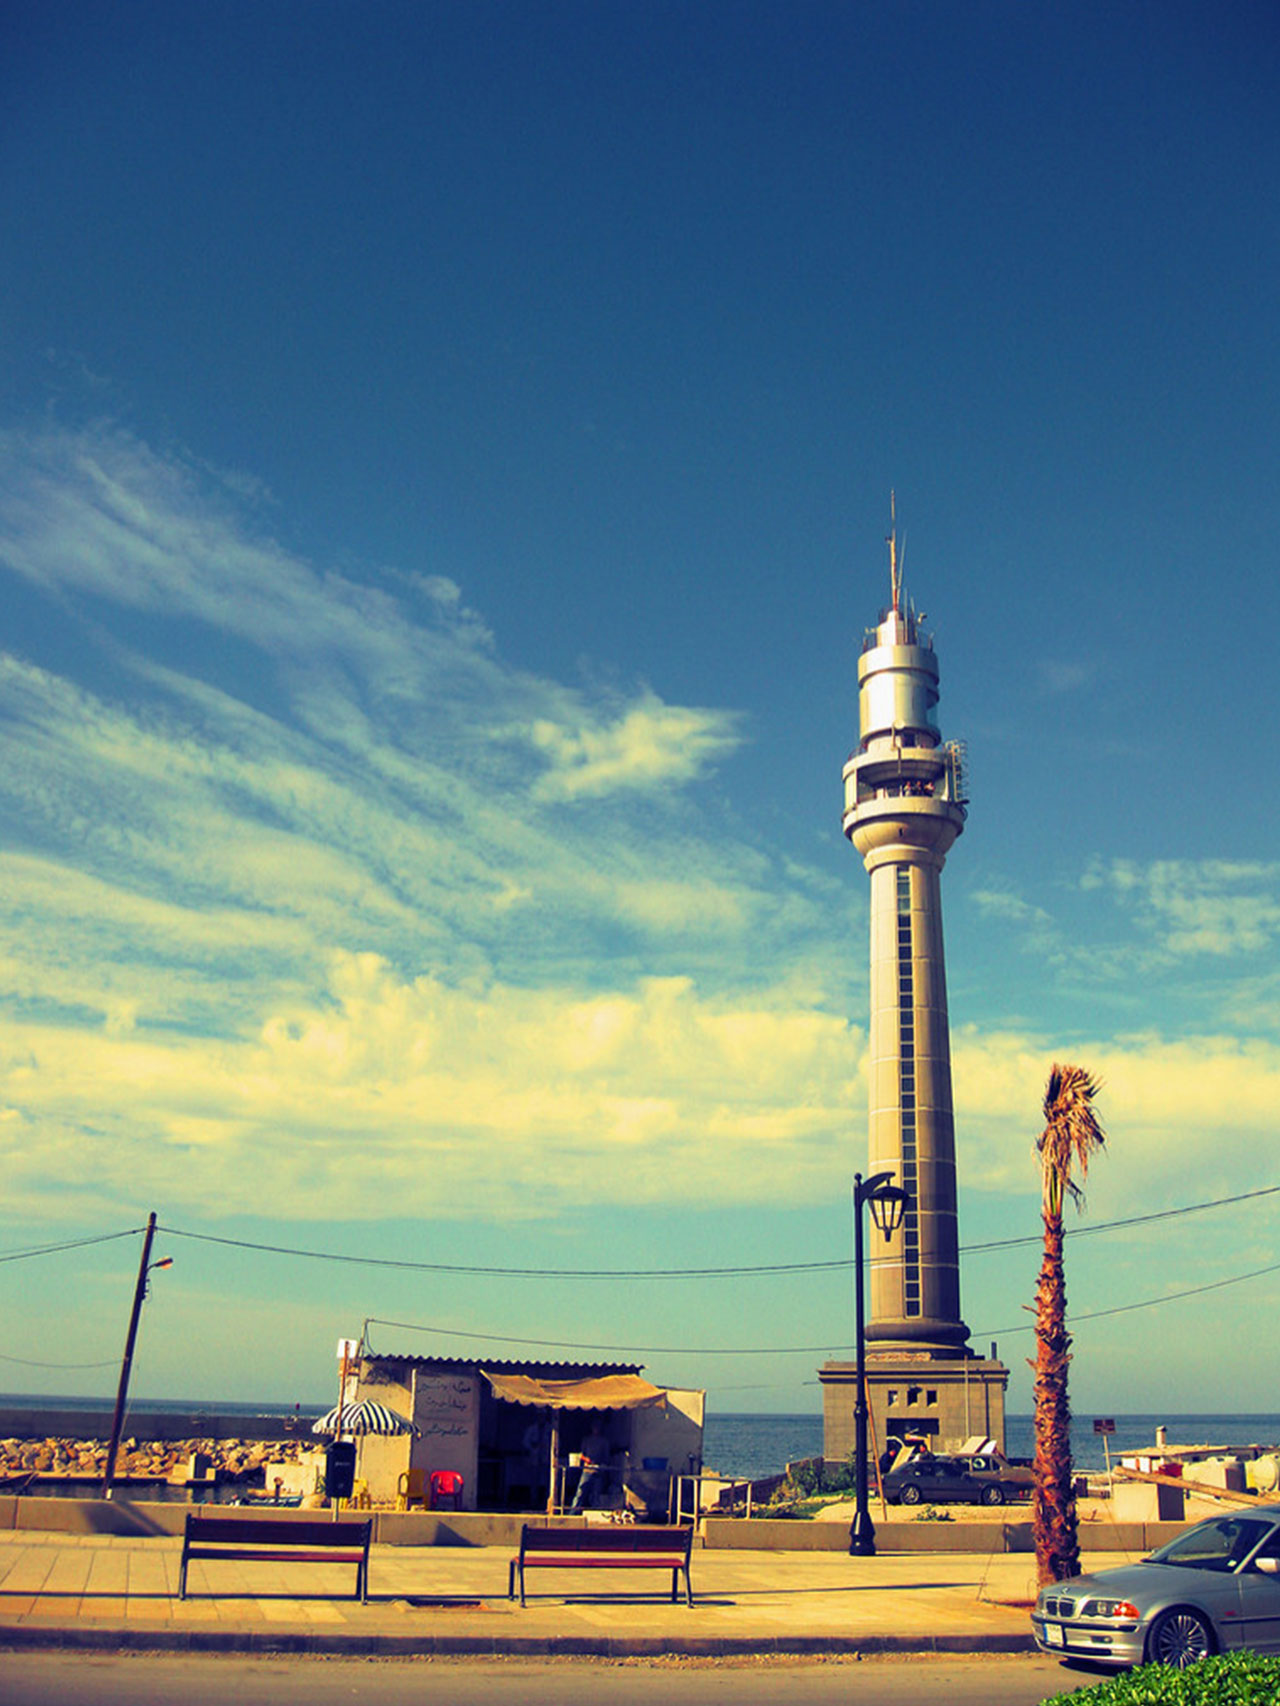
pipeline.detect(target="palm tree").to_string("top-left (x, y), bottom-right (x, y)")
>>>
top-left (1033, 1062), bottom-right (1105, 1587)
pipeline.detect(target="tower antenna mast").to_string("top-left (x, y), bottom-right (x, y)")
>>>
top-left (887, 491), bottom-right (902, 615)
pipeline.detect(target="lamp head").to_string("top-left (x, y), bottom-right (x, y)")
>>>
top-left (865, 1181), bottom-right (908, 1241)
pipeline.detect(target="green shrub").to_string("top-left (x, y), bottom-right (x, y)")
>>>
top-left (821, 1457), bottom-right (858, 1494)
top-left (1042, 1652), bottom-right (1280, 1705)
top-left (783, 1461), bottom-right (822, 1497)
top-left (780, 1457), bottom-right (860, 1499)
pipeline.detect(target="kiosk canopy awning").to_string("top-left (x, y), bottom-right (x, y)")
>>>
top-left (482, 1371), bottom-right (666, 1411)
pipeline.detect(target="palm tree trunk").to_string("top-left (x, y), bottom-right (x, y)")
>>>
top-left (1032, 1206), bottom-right (1079, 1586)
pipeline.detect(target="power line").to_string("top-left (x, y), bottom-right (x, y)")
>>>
top-left (962, 1185), bottom-right (1280, 1252)
top-left (0, 1228), bottom-right (146, 1264)
top-left (2, 1205), bottom-right (1275, 1368)
top-left (371, 1253), bottom-right (1280, 1358)
top-left (157, 1185), bottom-right (1277, 1279)
top-left (977, 1258), bottom-right (1280, 1339)
top-left (11, 1240), bottom-right (1276, 1371)
top-left (158, 1224), bottom-right (850, 1276)
top-left (364, 1316), bottom-right (856, 1357)
top-left (0, 1350), bottom-right (119, 1368)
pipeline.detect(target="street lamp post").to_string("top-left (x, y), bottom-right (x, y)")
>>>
top-left (850, 1171), bottom-right (908, 1556)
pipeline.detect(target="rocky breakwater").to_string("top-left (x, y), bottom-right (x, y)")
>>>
top-left (1, 1434), bottom-right (311, 1488)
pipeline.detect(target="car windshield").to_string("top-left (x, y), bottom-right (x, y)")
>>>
top-left (1149, 1516), bottom-right (1272, 1572)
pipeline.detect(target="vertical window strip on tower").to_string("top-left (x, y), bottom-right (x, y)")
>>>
top-left (896, 866), bottom-right (921, 1316)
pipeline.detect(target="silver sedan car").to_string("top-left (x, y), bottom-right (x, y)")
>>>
top-left (1032, 1507), bottom-right (1280, 1668)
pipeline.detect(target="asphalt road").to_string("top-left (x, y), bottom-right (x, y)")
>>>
top-left (0, 1652), bottom-right (1098, 1705)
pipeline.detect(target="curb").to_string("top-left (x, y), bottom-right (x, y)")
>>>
top-left (0, 1624), bottom-right (1038, 1658)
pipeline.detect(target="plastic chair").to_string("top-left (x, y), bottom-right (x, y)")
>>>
top-left (429, 1469), bottom-right (464, 1510)
top-left (396, 1468), bottom-right (427, 1511)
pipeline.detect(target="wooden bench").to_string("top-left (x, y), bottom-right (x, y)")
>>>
top-left (178, 1510), bottom-right (372, 1601)
top-left (508, 1523), bottom-right (694, 1606)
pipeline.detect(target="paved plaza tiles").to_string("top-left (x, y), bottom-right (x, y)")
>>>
top-left (0, 1525), bottom-right (1103, 1658)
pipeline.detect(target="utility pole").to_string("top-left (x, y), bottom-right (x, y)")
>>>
top-left (102, 1212), bottom-right (169, 1499)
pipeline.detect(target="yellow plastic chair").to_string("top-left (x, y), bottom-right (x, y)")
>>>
top-left (397, 1468), bottom-right (427, 1511)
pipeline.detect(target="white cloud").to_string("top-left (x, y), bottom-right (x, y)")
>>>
top-left (529, 692), bottom-right (743, 799)
top-left (0, 955), bottom-right (862, 1223)
top-left (970, 886), bottom-right (1059, 955)
top-left (953, 1024), bottom-right (1280, 1205)
top-left (0, 424), bottom-right (853, 1226)
top-left (1036, 658), bottom-right (1099, 694)
top-left (1082, 858), bottom-right (1280, 957)
top-left (6, 423), bottom-right (1272, 1250)
top-left (0, 426), bottom-right (496, 699)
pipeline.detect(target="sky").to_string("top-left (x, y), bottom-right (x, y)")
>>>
top-left (1, 0), bottom-right (1278, 1425)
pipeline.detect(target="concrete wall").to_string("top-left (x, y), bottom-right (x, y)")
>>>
top-left (702, 1516), bottom-right (1190, 1554)
top-left (1112, 1481), bottom-right (1227, 1524)
top-left (0, 1497), bottom-right (650, 1548)
top-left (0, 1407), bottom-right (307, 1443)
top-left (632, 1389), bottom-right (704, 1477)
top-left (0, 1494), bottom-right (1190, 1554)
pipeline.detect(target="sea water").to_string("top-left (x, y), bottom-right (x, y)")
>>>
top-left (700, 1412), bottom-right (1280, 1482)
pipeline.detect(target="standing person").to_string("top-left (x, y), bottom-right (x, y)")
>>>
top-left (570, 1418), bottom-right (612, 1511)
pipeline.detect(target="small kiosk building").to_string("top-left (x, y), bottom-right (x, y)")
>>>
top-left (350, 1351), bottom-right (704, 1515)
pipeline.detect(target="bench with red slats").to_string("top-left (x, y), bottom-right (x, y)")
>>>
top-left (178, 1510), bottom-right (371, 1601)
top-left (508, 1522), bottom-right (694, 1606)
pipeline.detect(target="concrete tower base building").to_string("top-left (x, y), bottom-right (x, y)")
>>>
top-left (821, 513), bottom-right (1008, 1461)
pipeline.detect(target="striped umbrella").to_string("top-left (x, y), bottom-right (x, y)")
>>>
top-left (311, 1400), bottom-right (420, 1437)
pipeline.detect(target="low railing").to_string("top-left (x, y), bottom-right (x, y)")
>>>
top-left (673, 1472), bottom-right (758, 1524)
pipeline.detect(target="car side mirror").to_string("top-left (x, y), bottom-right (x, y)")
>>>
top-left (1254, 1556), bottom-right (1280, 1575)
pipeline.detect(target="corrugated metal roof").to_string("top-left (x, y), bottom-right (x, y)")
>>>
top-left (362, 1352), bottom-right (644, 1378)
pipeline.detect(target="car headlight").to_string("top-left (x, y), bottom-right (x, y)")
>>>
top-left (1082, 1599), bottom-right (1140, 1621)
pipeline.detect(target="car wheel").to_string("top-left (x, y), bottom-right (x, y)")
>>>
top-left (900, 1484), bottom-right (922, 1505)
top-left (980, 1485), bottom-right (1004, 1506)
top-left (1147, 1608), bottom-right (1214, 1668)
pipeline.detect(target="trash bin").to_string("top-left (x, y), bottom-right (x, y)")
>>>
top-left (325, 1440), bottom-right (357, 1500)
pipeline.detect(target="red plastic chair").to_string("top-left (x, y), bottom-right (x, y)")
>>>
top-left (429, 1469), bottom-right (464, 1510)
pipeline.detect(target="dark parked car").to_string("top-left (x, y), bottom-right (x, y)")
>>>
top-left (957, 1453), bottom-right (1034, 1499)
top-left (882, 1458), bottom-right (1006, 1506)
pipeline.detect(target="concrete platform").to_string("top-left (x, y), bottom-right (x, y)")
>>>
top-left (0, 1525), bottom-right (1143, 1658)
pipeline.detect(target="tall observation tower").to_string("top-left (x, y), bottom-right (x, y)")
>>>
top-left (821, 504), bottom-right (1008, 1459)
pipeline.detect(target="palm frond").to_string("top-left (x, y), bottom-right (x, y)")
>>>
top-left (1037, 1062), bottom-right (1105, 1218)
